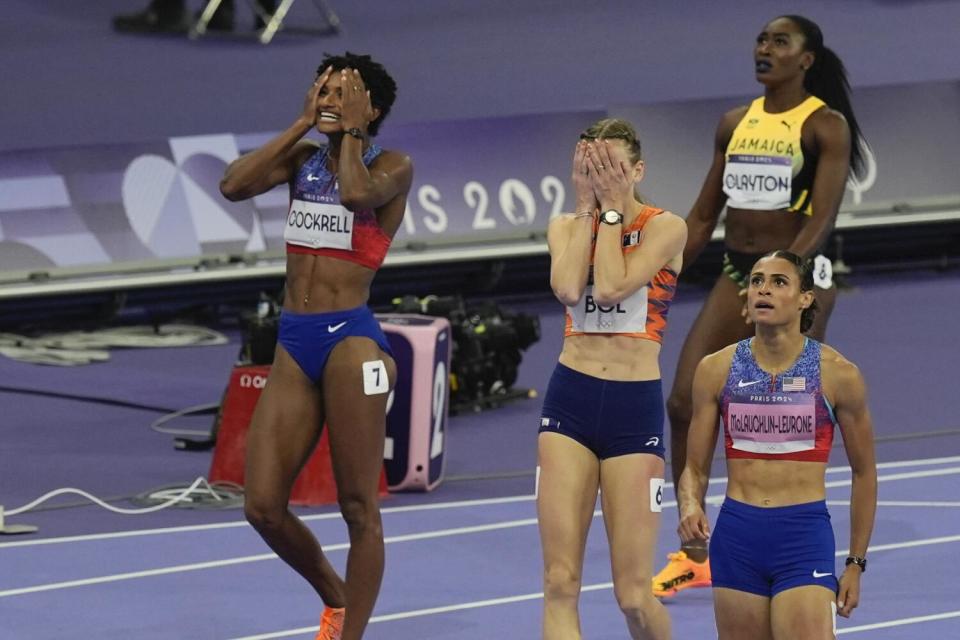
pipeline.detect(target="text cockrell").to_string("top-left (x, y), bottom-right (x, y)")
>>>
top-left (287, 209), bottom-right (351, 233)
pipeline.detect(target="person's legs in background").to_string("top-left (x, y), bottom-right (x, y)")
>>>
top-left (112, 0), bottom-right (277, 34)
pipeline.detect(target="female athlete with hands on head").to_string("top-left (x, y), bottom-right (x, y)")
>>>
top-left (220, 52), bottom-right (412, 640)
top-left (537, 118), bottom-right (686, 640)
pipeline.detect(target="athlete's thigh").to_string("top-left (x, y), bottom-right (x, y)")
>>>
top-left (322, 337), bottom-right (396, 495)
top-left (714, 587), bottom-right (773, 640)
top-left (245, 344), bottom-right (325, 497)
top-left (771, 585), bottom-right (836, 640)
top-left (598, 453), bottom-right (665, 581)
top-left (537, 433), bottom-right (601, 571)
top-left (669, 275), bottom-right (755, 403)
top-left (807, 284), bottom-right (837, 341)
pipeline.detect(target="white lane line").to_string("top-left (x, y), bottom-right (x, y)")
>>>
top-left (0, 518), bottom-right (534, 598)
top-left (3, 454), bottom-right (957, 550)
top-left (3, 466), bottom-right (959, 598)
top-left (837, 609), bottom-right (960, 634)
top-left (829, 455), bottom-right (960, 473)
top-left (826, 466), bottom-right (960, 488)
top-left (827, 500), bottom-right (960, 508)
top-left (0, 494), bottom-right (534, 550)
top-left (2, 488), bottom-right (958, 603)
top-left (224, 533), bottom-right (960, 640)
top-left (227, 583), bottom-right (617, 640)
top-left (844, 533), bottom-right (960, 555)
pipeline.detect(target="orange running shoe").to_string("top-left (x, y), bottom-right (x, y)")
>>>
top-left (651, 551), bottom-right (712, 597)
top-left (315, 606), bottom-right (345, 640)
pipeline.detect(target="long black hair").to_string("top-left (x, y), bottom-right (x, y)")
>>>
top-left (760, 250), bottom-right (818, 333)
top-left (780, 15), bottom-right (867, 179)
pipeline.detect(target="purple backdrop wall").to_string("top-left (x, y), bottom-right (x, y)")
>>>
top-left (4, 0), bottom-right (960, 153)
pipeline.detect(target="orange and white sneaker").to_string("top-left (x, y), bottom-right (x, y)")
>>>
top-left (652, 551), bottom-right (712, 598)
top-left (315, 606), bottom-right (345, 640)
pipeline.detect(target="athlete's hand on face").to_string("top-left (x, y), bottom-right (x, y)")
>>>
top-left (739, 287), bottom-right (753, 325)
top-left (302, 66), bottom-right (334, 128)
top-left (836, 567), bottom-right (862, 618)
top-left (678, 506), bottom-right (711, 543)
top-left (340, 69), bottom-right (375, 133)
top-left (571, 141), bottom-right (598, 213)
top-left (587, 141), bottom-right (632, 212)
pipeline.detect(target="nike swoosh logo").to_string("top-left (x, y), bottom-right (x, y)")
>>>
top-left (306, 174), bottom-right (321, 182)
top-left (327, 321), bottom-right (347, 333)
top-left (737, 380), bottom-right (762, 388)
top-left (813, 570), bottom-right (832, 578)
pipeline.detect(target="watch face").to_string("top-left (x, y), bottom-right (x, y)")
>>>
top-left (602, 210), bottom-right (622, 224)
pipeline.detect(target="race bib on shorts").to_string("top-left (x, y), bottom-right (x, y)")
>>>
top-left (726, 392), bottom-right (816, 454)
top-left (284, 197), bottom-right (354, 250)
top-left (723, 154), bottom-right (792, 210)
top-left (813, 254), bottom-right (833, 289)
top-left (650, 478), bottom-right (664, 513)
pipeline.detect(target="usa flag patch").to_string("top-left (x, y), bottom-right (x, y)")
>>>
top-left (782, 376), bottom-right (806, 392)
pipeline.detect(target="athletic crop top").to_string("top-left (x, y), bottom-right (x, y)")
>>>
top-left (722, 95), bottom-right (826, 216)
top-left (721, 338), bottom-right (838, 463)
top-left (563, 206), bottom-right (678, 343)
top-left (284, 144), bottom-right (392, 270)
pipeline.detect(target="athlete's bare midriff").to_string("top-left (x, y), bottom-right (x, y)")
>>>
top-left (723, 207), bottom-right (808, 254)
top-left (726, 458), bottom-right (828, 507)
top-left (559, 334), bottom-right (662, 381)
top-left (283, 252), bottom-right (375, 313)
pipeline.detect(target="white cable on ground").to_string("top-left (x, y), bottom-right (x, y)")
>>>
top-left (4, 476), bottom-right (218, 517)
top-left (0, 325), bottom-right (229, 367)
top-left (150, 402), bottom-right (221, 437)
top-left (46, 325), bottom-right (229, 350)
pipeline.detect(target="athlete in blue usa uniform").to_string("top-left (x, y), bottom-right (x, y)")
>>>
top-left (677, 251), bottom-right (877, 639)
top-left (220, 52), bottom-right (412, 640)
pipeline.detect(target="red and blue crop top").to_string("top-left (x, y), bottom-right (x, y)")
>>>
top-left (284, 144), bottom-right (392, 270)
top-left (720, 338), bottom-right (838, 463)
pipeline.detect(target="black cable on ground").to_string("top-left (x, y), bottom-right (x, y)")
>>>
top-left (0, 386), bottom-right (178, 413)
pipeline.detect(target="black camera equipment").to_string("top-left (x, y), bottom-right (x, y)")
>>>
top-left (172, 292), bottom-right (280, 452)
top-left (391, 295), bottom-right (540, 414)
top-left (239, 292), bottom-right (280, 365)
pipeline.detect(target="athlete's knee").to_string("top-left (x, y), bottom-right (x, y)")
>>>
top-left (338, 493), bottom-right (382, 539)
top-left (244, 495), bottom-right (286, 534)
top-left (776, 609), bottom-right (833, 639)
top-left (614, 584), bottom-right (662, 626)
top-left (543, 564), bottom-right (582, 601)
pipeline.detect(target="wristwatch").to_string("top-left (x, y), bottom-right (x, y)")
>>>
top-left (599, 209), bottom-right (623, 225)
top-left (845, 555), bottom-right (867, 572)
top-left (345, 127), bottom-right (366, 140)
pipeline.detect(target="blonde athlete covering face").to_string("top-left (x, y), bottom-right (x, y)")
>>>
top-left (537, 118), bottom-right (686, 640)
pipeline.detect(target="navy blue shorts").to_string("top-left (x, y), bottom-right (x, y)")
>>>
top-left (538, 362), bottom-right (665, 459)
top-left (278, 305), bottom-right (392, 383)
top-left (711, 498), bottom-right (838, 597)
